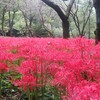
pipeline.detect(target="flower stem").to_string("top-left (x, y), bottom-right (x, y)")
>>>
top-left (0, 74), bottom-right (2, 98)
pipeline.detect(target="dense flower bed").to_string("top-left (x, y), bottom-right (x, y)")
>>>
top-left (0, 37), bottom-right (100, 100)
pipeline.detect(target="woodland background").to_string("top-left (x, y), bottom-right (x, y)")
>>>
top-left (0, 0), bottom-right (96, 38)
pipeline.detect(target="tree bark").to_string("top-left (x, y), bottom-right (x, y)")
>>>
top-left (42, 0), bottom-right (71, 38)
top-left (1, 6), bottom-right (6, 36)
top-left (8, 10), bottom-right (12, 36)
top-left (93, 0), bottom-right (100, 44)
top-left (62, 19), bottom-right (70, 38)
top-left (8, 10), bottom-right (16, 36)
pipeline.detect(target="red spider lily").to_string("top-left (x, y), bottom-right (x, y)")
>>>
top-left (70, 81), bottom-right (100, 100)
top-left (0, 63), bottom-right (9, 74)
top-left (14, 75), bottom-right (37, 91)
top-left (0, 37), bottom-right (100, 99)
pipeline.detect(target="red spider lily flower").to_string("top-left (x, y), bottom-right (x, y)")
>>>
top-left (0, 37), bottom-right (100, 99)
top-left (70, 82), bottom-right (100, 100)
top-left (17, 60), bottom-right (37, 75)
top-left (0, 62), bottom-right (9, 74)
top-left (14, 75), bottom-right (37, 91)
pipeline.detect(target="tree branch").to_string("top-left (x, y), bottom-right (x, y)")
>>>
top-left (41, 0), bottom-right (68, 21)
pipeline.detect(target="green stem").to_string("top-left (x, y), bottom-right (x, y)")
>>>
top-left (41, 62), bottom-right (45, 100)
top-left (0, 74), bottom-right (2, 98)
top-left (27, 88), bottom-right (31, 100)
top-left (35, 63), bottom-right (38, 99)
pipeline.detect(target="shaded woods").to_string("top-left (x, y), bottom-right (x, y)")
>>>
top-left (0, 0), bottom-right (99, 42)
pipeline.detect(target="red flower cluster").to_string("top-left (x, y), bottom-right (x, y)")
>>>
top-left (14, 75), bottom-right (37, 91)
top-left (0, 63), bottom-right (8, 74)
top-left (0, 37), bottom-right (100, 99)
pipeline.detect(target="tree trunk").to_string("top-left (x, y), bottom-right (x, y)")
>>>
top-left (93, 0), bottom-right (100, 44)
top-left (8, 10), bottom-right (16, 36)
top-left (11, 11), bottom-right (16, 29)
top-left (41, 0), bottom-right (72, 38)
top-left (1, 6), bottom-right (6, 36)
top-left (8, 10), bottom-right (12, 36)
top-left (62, 20), bottom-right (70, 38)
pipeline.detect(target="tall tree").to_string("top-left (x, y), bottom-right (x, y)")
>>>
top-left (70, 0), bottom-right (93, 37)
top-left (93, 0), bottom-right (100, 44)
top-left (41, 0), bottom-right (75, 38)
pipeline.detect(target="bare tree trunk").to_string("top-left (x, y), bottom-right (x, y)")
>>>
top-left (62, 20), bottom-right (70, 38)
top-left (29, 16), bottom-right (34, 37)
top-left (29, 16), bottom-right (33, 28)
top-left (42, 0), bottom-right (75, 38)
top-left (8, 10), bottom-right (16, 36)
top-left (11, 11), bottom-right (16, 29)
top-left (88, 14), bottom-right (91, 39)
top-left (21, 10), bottom-right (35, 37)
top-left (21, 12), bottom-right (29, 36)
top-left (93, 0), bottom-right (100, 44)
top-left (8, 10), bottom-right (12, 36)
top-left (1, 6), bottom-right (6, 36)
